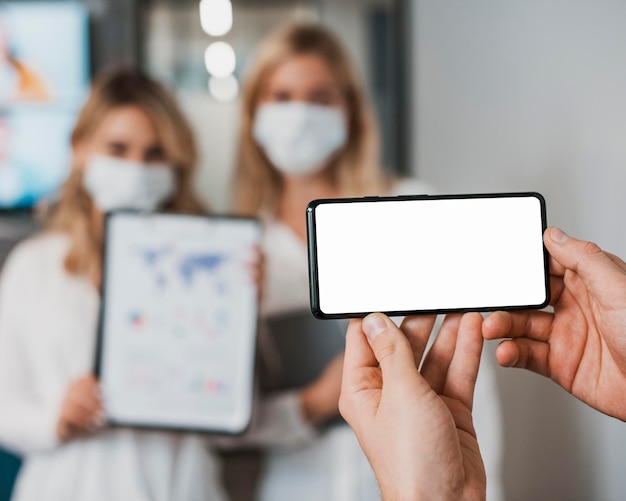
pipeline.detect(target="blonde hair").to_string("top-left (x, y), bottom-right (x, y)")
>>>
top-left (44, 68), bottom-right (206, 275)
top-left (233, 23), bottom-right (390, 216)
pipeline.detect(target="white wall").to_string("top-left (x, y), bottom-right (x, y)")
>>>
top-left (411, 2), bottom-right (626, 500)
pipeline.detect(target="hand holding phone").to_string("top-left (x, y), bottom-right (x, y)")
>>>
top-left (306, 192), bottom-right (550, 318)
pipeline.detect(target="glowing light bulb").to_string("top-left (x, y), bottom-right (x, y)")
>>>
top-left (199, 0), bottom-right (233, 37)
top-left (204, 41), bottom-right (236, 78)
top-left (209, 75), bottom-right (239, 102)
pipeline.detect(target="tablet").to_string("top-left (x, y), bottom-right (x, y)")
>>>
top-left (263, 309), bottom-right (347, 427)
top-left (263, 309), bottom-right (347, 390)
top-left (95, 212), bottom-right (261, 434)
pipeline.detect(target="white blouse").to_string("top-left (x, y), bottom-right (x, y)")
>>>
top-left (0, 231), bottom-right (318, 501)
top-left (0, 233), bottom-right (225, 501)
top-left (257, 178), bottom-right (504, 501)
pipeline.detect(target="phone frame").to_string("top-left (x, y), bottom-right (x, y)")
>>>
top-left (306, 192), bottom-right (550, 319)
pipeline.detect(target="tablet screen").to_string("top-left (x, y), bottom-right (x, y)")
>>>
top-left (97, 212), bottom-right (261, 434)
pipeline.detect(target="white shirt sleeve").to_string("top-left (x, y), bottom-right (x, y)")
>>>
top-left (209, 390), bottom-right (317, 450)
top-left (391, 177), bottom-right (437, 196)
top-left (244, 391), bottom-right (317, 449)
top-left (0, 245), bottom-right (63, 454)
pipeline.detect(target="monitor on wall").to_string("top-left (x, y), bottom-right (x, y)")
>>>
top-left (0, 2), bottom-right (90, 211)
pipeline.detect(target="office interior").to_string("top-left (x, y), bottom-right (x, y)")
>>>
top-left (1, 1), bottom-right (626, 500)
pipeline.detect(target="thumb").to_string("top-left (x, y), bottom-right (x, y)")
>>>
top-left (544, 227), bottom-right (626, 297)
top-left (362, 313), bottom-right (422, 383)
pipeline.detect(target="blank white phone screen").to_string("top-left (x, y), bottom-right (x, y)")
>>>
top-left (313, 196), bottom-right (547, 315)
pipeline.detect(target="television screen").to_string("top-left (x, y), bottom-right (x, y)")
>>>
top-left (0, 2), bottom-right (89, 210)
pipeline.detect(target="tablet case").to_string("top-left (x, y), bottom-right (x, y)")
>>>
top-left (95, 211), bottom-right (260, 435)
top-left (262, 309), bottom-right (347, 426)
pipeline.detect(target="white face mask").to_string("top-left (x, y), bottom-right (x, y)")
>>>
top-left (253, 102), bottom-right (348, 176)
top-left (83, 155), bottom-right (176, 212)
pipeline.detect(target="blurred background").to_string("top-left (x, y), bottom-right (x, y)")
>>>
top-left (1, 1), bottom-right (626, 500)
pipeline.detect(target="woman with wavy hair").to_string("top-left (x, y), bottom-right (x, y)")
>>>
top-left (0, 69), bottom-right (224, 501)
top-left (233, 23), bottom-right (504, 501)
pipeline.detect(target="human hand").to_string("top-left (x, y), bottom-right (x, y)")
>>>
top-left (300, 352), bottom-right (344, 425)
top-left (340, 313), bottom-right (486, 501)
top-left (245, 245), bottom-right (265, 301)
top-left (57, 375), bottom-right (105, 442)
top-left (483, 227), bottom-right (626, 420)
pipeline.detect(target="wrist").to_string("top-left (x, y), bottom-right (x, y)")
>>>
top-left (299, 383), bottom-right (329, 426)
top-left (377, 474), bottom-right (429, 501)
top-left (379, 471), bottom-right (484, 501)
top-left (382, 486), bottom-right (485, 501)
top-left (381, 486), bottom-right (458, 501)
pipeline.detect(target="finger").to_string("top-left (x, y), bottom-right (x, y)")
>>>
top-left (343, 319), bottom-right (378, 379)
top-left (538, 254), bottom-right (566, 304)
top-left (547, 235), bottom-right (626, 276)
top-left (361, 313), bottom-right (425, 384)
top-left (57, 420), bottom-right (71, 442)
top-left (243, 246), bottom-right (264, 292)
top-left (482, 310), bottom-right (554, 342)
top-left (74, 375), bottom-right (101, 398)
top-left (495, 338), bottom-right (551, 378)
top-left (544, 227), bottom-right (626, 305)
top-left (63, 405), bottom-right (101, 430)
top-left (442, 313), bottom-right (484, 410)
top-left (58, 422), bottom-right (82, 442)
top-left (247, 265), bottom-right (264, 298)
top-left (341, 317), bottom-right (397, 427)
top-left (246, 261), bottom-right (263, 285)
top-left (67, 387), bottom-right (103, 415)
top-left (399, 315), bottom-right (437, 368)
top-left (66, 391), bottom-right (104, 424)
top-left (64, 421), bottom-right (97, 440)
top-left (421, 314), bottom-right (462, 394)
top-left (549, 273), bottom-right (565, 305)
top-left (548, 254), bottom-right (566, 278)
top-left (607, 252), bottom-right (626, 273)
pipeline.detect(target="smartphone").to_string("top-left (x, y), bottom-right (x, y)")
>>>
top-left (307, 192), bottom-right (550, 319)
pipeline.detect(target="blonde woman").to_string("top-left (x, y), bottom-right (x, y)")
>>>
top-left (0, 69), bottom-right (225, 501)
top-left (233, 23), bottom-right (504, 501)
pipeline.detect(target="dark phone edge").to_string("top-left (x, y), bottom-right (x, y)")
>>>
top-left (306, 191), bottom-right (551, 319)
top-left (306, 205), bottom-right (321, 319)
top-left (93, 210), bottom-right (262, 436)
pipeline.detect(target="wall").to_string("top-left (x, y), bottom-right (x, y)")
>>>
top-left (411, 2), bottom-right (626, 500)
top-left (144, 0), bottom-right (392, 212)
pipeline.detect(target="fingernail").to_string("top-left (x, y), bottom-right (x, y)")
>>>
top-left (550, 227), bottom-right (569, 244)
top-left (362, 313), bottom-right (387, 342)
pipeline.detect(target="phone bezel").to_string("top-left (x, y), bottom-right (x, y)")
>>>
top-left (306, 191), bottom-right (550, 319)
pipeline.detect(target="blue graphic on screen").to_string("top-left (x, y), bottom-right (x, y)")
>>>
top-left (137, 246), bottom-right (229, 292)
top-left (180, 255), bottom-right (227, 286)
